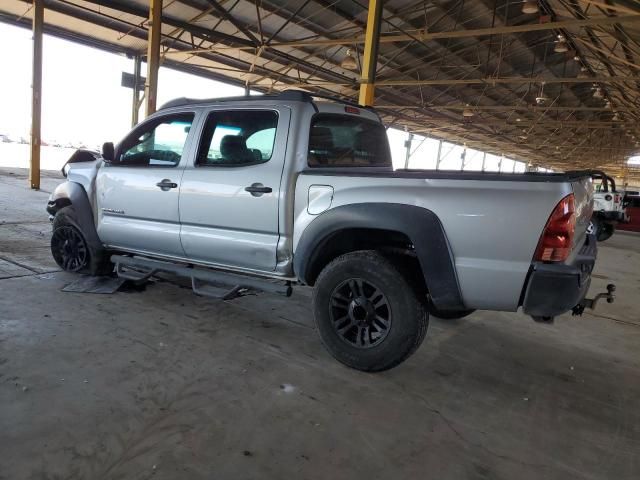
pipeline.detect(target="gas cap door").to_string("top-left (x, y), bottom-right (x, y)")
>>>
top-left (307, 185), bottom-right (334, 215)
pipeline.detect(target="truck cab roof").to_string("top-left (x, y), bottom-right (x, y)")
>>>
top-left (158, 89), bottom-right (381, 123)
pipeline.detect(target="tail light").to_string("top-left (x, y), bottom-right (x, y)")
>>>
top-left (614, 194), bottom-right (620, 204)
top-left (534, 194), bottom-right (576, 263)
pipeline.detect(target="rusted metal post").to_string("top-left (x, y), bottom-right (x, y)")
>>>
top-left (358, 0), bottom-right (383, 106)
top-left (144, 0), bottom-right (162, 117)
top-left (30, 0), bottom-right (44, 190)
top-left (132, 54), bottom-right (142, 126)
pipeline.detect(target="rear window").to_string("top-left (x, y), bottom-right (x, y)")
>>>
top-left (307, 114), bottom-right (391, 168)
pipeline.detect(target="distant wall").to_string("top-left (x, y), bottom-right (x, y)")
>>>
top-left (0, 143), bottom-right (79, 171)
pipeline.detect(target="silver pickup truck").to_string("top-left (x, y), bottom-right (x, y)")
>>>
top-left (47, 90), bottom-right (614, 371)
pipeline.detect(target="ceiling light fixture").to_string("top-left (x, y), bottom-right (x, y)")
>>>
top-left (554, 35), bottom-right (569, 53)
top-left (462, 104), bottom-right (474, 118)
top-left (592, 87), bottom-right (604, 99)
top-left (535, 82), bottom-right (549, 104)
top-left (521, 1), bottom-right (539, 14)
top-left (341, 49), bottom-right (357, 71)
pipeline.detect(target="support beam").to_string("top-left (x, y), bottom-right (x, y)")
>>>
top-left (144, 0), bottom-right (162, 117)
top-left (435, 140), bottom-right (443, 170)
top-left (268, 14), bottom-right (640, 48)
top-left (358, 0), bottom-right (383, 106)
top-left (404, 131), bottom-right (413, 169)
top-left (30, 0), bottom-right (43, 190)
top-left (274, 75), bottom-right (640, 89)
top-left (385, 105), bottom-right (635, 112)
top-left (131, 54), bottom-right (142, 126)
top-left (203, 0), bottom-right (259, 44)
top-left (577, 0), bottom-right (640, 16)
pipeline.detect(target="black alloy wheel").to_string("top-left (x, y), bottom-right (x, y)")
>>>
top-left (51, 225), bottom-right (89, 272)
top-left (312, 250), bottom-right (428, 371)
top-left (329, 278), bottom-right (392, 348)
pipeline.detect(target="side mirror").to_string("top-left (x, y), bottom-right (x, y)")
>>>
top-left (102, 142), bottom-right (115, 162)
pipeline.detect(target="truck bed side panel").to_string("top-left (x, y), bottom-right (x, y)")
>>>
top-left (294, 173), bottom-right (574, 311)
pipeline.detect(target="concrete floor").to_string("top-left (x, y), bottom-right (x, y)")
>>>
top-left (1, 167), bottom-right (639, 480)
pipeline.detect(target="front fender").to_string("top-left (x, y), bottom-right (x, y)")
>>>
top-left (47, 181), bottom-right (102, 251)
top-left (294, 203), bottom-right (465, 310)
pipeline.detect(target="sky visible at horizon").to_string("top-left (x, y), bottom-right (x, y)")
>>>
top-left (0, 22), bottom-right (244, 147)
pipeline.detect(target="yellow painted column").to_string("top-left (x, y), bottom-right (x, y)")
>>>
top-left (30, 0), bottom-right (44, 190)
top-left (358, 0), bottom-right (383, 107)
top-left (144, 0), bottom-right (162, 117)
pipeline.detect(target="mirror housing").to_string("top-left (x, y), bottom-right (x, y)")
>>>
top-left (102, 142), bottom-right (115, 162)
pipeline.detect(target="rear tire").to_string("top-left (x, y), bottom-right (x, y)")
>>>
top-left (51, 206), bottom-right (113, 275)
top-left (312, 250), bottom-right (428, 372)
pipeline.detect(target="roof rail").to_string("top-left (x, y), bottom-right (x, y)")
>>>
top-left (159, 89), bottom-right (313, 110)
top-left (158, 89), bottom-right (379, 114)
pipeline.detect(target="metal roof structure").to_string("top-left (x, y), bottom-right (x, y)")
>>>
top-left (2, 0), bottom-right (640, 180)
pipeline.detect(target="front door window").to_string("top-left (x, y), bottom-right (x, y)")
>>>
top-left (118, 113), bottom-right (194, 167)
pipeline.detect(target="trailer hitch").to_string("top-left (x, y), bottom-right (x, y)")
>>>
top-left (572, 284), bottom-right (616, 316)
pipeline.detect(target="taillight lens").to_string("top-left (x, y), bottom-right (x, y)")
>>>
top-left (614, 194), bottom-right (620, 203)
top-left (534, 194), bottom-right (576, 263)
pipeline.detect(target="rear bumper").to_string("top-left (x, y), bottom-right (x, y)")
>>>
top-left (522, 234), bottom-right (597, 317)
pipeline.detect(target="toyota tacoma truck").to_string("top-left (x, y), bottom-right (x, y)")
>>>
top-left (46, 90), bottom-right (614, 372)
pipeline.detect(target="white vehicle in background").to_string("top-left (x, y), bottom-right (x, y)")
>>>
top-left (588, 171), bottom-right (628, 242)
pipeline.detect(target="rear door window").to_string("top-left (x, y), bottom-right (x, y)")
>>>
top-left (196, 110), bottom-right (278, 166)
top-left (308, 114), bottom-right (391, 168)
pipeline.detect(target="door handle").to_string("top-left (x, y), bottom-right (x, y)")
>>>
top-left (245, 183), bottom-right (272, 196)
top-left (156, 179), bottom-right (178, 191)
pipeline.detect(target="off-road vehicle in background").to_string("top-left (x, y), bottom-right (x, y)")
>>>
top-left (588, 171), bottom-right (629, 242)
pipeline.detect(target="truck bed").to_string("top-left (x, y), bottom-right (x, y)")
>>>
top-left (294, 168), bottom-right (593, 312)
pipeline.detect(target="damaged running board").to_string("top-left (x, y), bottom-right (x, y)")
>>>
top-left (112, 254), bottom-right (292, 300)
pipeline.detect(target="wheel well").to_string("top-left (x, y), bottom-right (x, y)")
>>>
top-left (46, 197), bottom-right (72, 216)
top-left (304, 228), bottom-right (424, 289)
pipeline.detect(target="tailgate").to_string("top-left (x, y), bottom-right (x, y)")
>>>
top-left (571, 176), bottom-right (594, 251)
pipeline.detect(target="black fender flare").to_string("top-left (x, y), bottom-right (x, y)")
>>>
top-left (293, 203), bottom-right (465, 310)
top-left (47, 181), bottom-right (102, 251)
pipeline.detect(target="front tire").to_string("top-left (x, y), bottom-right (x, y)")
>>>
top-left (312, 250), bottom-right (428, 372)
top-left (51, 206), bottom-right (113, 275)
